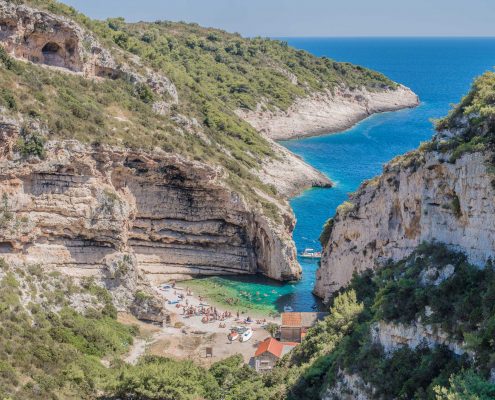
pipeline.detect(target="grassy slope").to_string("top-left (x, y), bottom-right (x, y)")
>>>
top-left (3, 0), bottom-right (399, 219)
top-left (405, 70), bottom-right (495, 164)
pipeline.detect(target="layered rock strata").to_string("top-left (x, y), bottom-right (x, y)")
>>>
top-left (0, 135), bottom-right (301, 285)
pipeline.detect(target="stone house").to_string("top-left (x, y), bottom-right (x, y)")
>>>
top-left (253, 337), bottom-right (298, 372)
top-left (280, 312), bottom-right (328, 343)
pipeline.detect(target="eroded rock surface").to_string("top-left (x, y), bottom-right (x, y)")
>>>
top-left (0, 139), bottom-right (301, 287)
top-left (371, 320), bottom-right (467, 357)
top-left (316, 123), bottom-right (495, 301)
top-left (322, 370), bottom-right (372, 400)
top-left (0, 1), bottom-right (119, 77)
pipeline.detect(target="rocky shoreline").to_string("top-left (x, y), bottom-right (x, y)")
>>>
top-left (258, 141), bottom-right (332, 198)
top-left (237, 85), bottom-right (419, 141)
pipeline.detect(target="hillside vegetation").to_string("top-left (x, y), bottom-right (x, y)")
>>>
top-left (3, 244), bottom-right (494, 399)
top-left (0, 259), bottom-right (137, 399)
top-left (424, 70), bottom-right (495, 163)
top-left (1, 0), bottom-right (399, 217)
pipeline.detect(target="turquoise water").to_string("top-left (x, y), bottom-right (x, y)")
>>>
top-left (205, 38), bottom-right (495, 312)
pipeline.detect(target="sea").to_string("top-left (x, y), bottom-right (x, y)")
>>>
top-left (196, 38), bottom-right (495, 312)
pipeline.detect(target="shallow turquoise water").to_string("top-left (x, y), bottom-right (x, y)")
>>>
top-left (210, 38), bottom-right (495, 312)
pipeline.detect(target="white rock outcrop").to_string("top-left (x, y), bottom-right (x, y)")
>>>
top-left (315, 148), bottom-right (495, 301)
top-left (257, 141), bottom-right (332, 197)
top-left (371, 321), bottom-right (467, 356)
top-left (237, 85), bottom-right (419, 141)
top-left (322, 370), bottom-right (373, 400)
top-left (0, 1), bottom-right (117, 77)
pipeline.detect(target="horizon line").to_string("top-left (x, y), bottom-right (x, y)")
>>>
top-left (270, 35), bottom-right (495, 39)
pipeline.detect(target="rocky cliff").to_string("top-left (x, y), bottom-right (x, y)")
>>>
top-left (0, 1), bottom-right (118, 77)
top-left (0, 0), bottom-right (423, 318)
top-left (370, 320), bottom-right (467, 357)
top-left (316, 128), bottom-right (495, 301)
top-left (316, 72), bottom-right (495, 301)
top-left (0, 0), bottom-right (319, 294)
top-left (237, 85), bottom-right (419, 141)
top-left (0, 129), bottom-right (301, 284)
top-left (322, 370), bottom-right (372, 400)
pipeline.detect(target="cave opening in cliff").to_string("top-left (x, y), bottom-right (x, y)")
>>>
top-left (41, 41), bottom-right (65, 68)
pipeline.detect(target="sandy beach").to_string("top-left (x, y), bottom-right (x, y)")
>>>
top-left (120, 284), bottom-right (281, 367)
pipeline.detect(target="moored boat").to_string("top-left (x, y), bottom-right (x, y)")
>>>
top-left (228, 330), bottom-right (239, 341)
top-left (239, 327), bottom-right (253, 342)
top-left (300, 248), bottom-right (322, 259)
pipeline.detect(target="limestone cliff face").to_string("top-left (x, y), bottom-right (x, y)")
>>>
top-left (0, 1), bottom-right (116, 77)
top-left (237, 85), bottom-right (419, 141)
top-left (0, 1), bottom-right (179, 104)
top-left (315, 147), bottom-right (495, 301)
top-left (322, 370), bottom-right (372, 400)
top-left (0, 132), bottom-right (301, 285)
top-left (370, 320), bottom-right (467, 357)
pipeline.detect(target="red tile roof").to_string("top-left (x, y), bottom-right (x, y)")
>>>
top-left (255, 338), bottom-right (299, 358)
top-left (281, 312), bottom-right (302, 327)
top-left (281, 312), bottom-right (328, 327)
top-left (255, 337), bottom-right (284, 358)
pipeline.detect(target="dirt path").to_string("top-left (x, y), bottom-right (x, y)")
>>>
top-left (124, 337), bottom-right (147, 365)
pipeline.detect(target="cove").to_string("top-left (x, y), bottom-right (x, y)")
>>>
top-left (189, 38), bottom-right (495, 313)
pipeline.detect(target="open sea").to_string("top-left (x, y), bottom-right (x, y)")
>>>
top-left (195, 38), bottom-right (495, 312)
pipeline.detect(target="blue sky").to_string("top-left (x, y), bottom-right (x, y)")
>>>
top-left (60, 0), bottom-right (495, 37)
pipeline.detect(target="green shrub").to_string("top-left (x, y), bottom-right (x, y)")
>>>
top-left (134, 82), bottom-right (155, 104)
top-left (451, 194), bottom-right (462, 218)
top-left (434, 370), bottom-right (495, 400)
top-left (112, 356), bottom-right (221, 400)
top-left (0, 193), bottom-right (13, 228)
top-left (320, 217), bottom-right (334, 247)
top-left (0, 88), bottom-right (17, 110)
top-left (134, 290), bottom-right (152, 302)
top-left (16, 130), bottom-right (46, 159)
top-left (0, 46), bottom-right (18, 71)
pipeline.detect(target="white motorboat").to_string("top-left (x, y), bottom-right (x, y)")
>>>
top-left (284, 305), bottom-right (294, 312)
top-left (239, 327), bottom-right (253, 342)
top-left (300, 248), bottom-right (322, 259)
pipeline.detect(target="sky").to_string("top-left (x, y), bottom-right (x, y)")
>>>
top-left (60, 0), bottom-right (495, 38)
